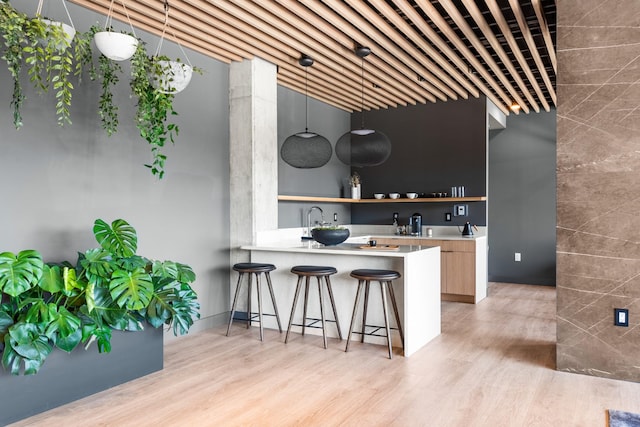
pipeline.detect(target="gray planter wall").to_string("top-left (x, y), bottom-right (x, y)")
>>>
top-left (1, 1), bottom-right (231, 335)
top-left (0, 327), bottom-right (163, 426)
top-left (488, 110), bottom-right (557, 286)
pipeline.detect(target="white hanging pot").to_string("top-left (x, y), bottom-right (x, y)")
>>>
top-left (94, 31), bottom-right (138, 61)
top-left (151, 60), bottom-right (193, 94)
top-left (40, 19), bottom-right (76, 51)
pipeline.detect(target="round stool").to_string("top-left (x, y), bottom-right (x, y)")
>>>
top-left (345, 269), bottom-right (404, 359)
top-left (226, 263), bottom-right (282, 341)
top-left (285, 265), bottom-right (343, 349)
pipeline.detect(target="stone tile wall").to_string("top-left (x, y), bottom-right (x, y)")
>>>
top-left (557, 1), bottom-right (640, 381)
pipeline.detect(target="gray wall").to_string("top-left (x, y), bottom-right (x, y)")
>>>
top-left (1, 1), bottom-right (231, 335)
top-left (488, 110), bottom-right (557, 286)
top-left (277, 86), bottom-right (351, 228)
top-left (351, 97), bottom-right (488, 227)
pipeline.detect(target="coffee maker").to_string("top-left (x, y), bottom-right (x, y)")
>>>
top-left (409, 212), bottom-right (422, 236)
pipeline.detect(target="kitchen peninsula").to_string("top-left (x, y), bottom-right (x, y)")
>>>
top-left (241, 228), bottom-right (441, 357)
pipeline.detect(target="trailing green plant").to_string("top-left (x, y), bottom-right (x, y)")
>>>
top-left (0, 2), bottom-right (75, 128)
top-left (130, 47), bottom-right (179, 179)
top-left (75, 25), bottom-right (122, 136)
top-left (0, 218), bottom-right (200, 375)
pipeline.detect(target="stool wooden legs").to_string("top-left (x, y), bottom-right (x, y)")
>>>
top-left (285, 275), bottom-right (342, 349)
top-left (345, 279), bottom-right (403, 359)
top-left (227, 271), bottom-right (282, 341)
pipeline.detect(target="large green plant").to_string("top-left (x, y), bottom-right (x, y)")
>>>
top-left (0, 219), bottom-right (200, 375)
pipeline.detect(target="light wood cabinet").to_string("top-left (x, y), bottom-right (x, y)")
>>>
top-left (372, 236), bottom-right (487, 304)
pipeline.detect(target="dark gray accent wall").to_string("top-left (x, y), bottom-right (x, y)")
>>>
top-left (1, 1), bottom-right (231, 330)
top-left (351, 97), bottom-right (488, 227)
top-left (277, 86), bottom-right (351, 228)
top-left (488, 110), bottom-right (556, 286)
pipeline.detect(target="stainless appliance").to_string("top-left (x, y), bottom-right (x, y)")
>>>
top-left (409, 212), bottom-right (422, 236)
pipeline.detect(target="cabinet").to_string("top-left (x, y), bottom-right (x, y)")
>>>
top-left (372, 237), bottom-right (486, 304)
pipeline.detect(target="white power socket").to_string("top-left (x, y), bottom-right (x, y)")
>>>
top-left (515, 252), bottom-right (521, 262)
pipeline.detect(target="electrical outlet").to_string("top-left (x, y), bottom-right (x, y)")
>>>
top-left (445, 212), bottom-right (452, 221)
top-left (615, 308), bottom-right (629, 327)
top-left (515, 252), bottom-right (521, 262)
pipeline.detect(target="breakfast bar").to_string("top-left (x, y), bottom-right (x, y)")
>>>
top-left (241, 238), bottom-right (441, 357)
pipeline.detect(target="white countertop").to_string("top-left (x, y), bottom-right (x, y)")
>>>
top-left (241, 240), bottom-right (438, 258)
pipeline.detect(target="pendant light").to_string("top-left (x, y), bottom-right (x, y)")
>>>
top-left (335, 47), bottom-right (391, 167)
top-left (281, 55), bottom-right (333, 169)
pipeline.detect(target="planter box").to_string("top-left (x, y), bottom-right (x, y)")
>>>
top-left (0, 327), bottom-right (163, 425)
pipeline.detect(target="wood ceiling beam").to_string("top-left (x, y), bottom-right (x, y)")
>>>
top-left (390, 0), bottom-right (509, 116)
top-left (69, 1), bottom-right (240, 63)
top-left (531, 0), bottom-right (557, 73)
top-left (280, 68), bottom-right (364, 111)
top-left (371, 0), bottom-right (478, 99)
top-left (319, 0), bottom-right (447, 102)
top-left (485, 0), bottom-right (551, 112)
top-left (437, 1), bottom-right (530, 113)
top-left (278, 73), bottom-right (355, 112)
top-left (508, 0), bottom-right (557, 108)
top-left (461, 0), bottom-right (538, 113)
top-left (344, 0), bottom-right (466, 101)
top-left (413, 0), bottom-right (513, 115)
top-left (215, 0), bottom-right (405, 109)
top-left (297, 0), bottom-right (436, 105)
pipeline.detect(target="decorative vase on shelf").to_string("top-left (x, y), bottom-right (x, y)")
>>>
top-left (351, 184), bottom-right (361, 200)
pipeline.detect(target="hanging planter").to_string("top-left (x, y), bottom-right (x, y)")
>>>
top-left (150, 58), bottom-right (193, 94)
top-left (93, 0), bottom-right (138, 61)
top-left (148, 4), bottom-right (196, 94)
top-left (36, 0), bottom-right (76, 51)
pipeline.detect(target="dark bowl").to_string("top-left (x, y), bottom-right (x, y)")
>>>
top-left (311, 228), bottom-right (350, 246)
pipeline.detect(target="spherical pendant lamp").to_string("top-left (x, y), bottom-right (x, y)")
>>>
top-left (335, 47), bottom-right (392, 167)
top-left (281, 55), bottom-right (333, 169)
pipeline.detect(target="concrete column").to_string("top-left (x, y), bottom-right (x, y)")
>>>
top-left (229, 57), bottom-right (278, 268)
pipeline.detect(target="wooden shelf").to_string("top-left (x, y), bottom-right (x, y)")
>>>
top-left (278, 195), bottom-right (487, 203)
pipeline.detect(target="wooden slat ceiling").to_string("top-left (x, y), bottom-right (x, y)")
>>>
top-left (69, 0), bottom-right (556, 116)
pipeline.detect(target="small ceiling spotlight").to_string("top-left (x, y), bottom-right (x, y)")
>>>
top-left (510, 101), bottom-right (521, 112)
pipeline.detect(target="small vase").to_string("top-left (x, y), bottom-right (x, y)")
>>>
top-left (351, 185), bottom-right (361, 200)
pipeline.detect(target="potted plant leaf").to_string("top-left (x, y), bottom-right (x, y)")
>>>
top-left (0, 218), bottom-right (200, 375)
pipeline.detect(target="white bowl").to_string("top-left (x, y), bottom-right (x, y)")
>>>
top-left (151, 60), bottom-right (193, 94)
top-left (94, 32), bottom-right (138, 61)
top-left (373, 193), bottom-right (385, 199)
top-left (389, 193), bottom-right (400, 199)
top-left (406, 192), bottom-right (418, 199)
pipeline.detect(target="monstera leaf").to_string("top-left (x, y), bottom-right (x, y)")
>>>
top-left (2, 322), bottom-right (52, 375)
top-left (109, 268), bottom-right (153, 311)
top-left (93, 218), bottom-right (137, 258)
top-left (44, 305), bottom-right (82, 353)
top-left (0, 250), bottom-right (44, 297)
top-left (39, 264), bottom-right (64, 294)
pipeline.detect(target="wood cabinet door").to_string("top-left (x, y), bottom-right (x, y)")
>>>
top-left (443, 251), bottom-right (475, 295)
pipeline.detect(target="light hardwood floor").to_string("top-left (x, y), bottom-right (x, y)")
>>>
top-left (10, 283), bottom-right (640, 426)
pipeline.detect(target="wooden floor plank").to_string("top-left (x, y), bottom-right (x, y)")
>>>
top-left (9, 283), bottom-right (640, 426)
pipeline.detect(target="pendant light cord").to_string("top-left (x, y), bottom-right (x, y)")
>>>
top-left (305, 66), bottom-right (309, 133)
top-left (360, 55), bottom-right (365, 129)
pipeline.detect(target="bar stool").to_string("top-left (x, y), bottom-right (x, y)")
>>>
top-left (345, 269), bottom-right (404, 359)
top-left (226, 263), bottom-right (282, 341)
top-left (285, 265), bottom-right (343, 349)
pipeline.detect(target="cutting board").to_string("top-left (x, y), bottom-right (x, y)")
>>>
top-left (358, 245), bottom-right (400, 251)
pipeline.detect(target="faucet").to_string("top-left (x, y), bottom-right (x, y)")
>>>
top-left (306, 206), bottom-right (324, 238)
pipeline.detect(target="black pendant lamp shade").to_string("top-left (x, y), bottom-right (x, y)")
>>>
top-left (335, 46), bottom-right (391, 167)
top-left (281, 55), bottom-right (332, 169)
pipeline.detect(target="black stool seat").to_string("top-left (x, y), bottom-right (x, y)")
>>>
top-left (286, 265), bottom-right (342, 349)
top-left (233, 263), bottom-right (276, 273)
top-left (291, 265), bottom-right (338, 276)
top-left (350, 269), bottom-right (401, 281)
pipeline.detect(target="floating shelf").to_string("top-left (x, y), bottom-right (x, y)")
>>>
top-left (278, 195), bottom-right (487, 203)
